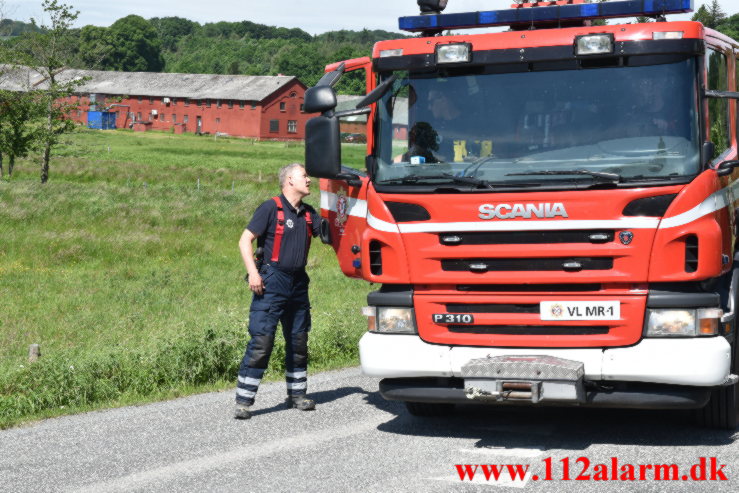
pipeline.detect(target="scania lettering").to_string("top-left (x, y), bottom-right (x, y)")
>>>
top-left (478, 202), bottom-right (568, 220)
top-left (304, 0), bottom-right (739, 429)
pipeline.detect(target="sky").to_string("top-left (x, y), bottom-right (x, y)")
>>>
top-left (3, 0), bottom-right (738, 35)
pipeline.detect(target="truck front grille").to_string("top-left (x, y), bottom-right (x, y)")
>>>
top-left (441, 257), bottom-right (613, 272)
top-left (448, 325), bottom-right (610, 335)
top-left (439, 230), bottom-right (614, 245)
top-left (457, 283), bottom-right (602, 292)
top-left (446, 303), bottom-right (539, 314)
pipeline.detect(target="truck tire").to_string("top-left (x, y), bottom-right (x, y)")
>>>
top-left (694, 383), bottom-right (738, 430)
top-left (696, 298), bottom-right (738, 430)
top-left (405, 401), bottom-right (455, 417)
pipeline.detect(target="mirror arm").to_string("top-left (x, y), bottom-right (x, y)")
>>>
top-left (354, 74), bottom-right (398, 109)
top-left (316, 62), bottom-right (346, 88)
top-left (717, 160), bottom-right (739, 177)
top-left (704, 90), bottom-right (739, 100)
top-left (334, 107), bottom-right (372, 119)
top-left (336, 172), bottom-right (362, 187)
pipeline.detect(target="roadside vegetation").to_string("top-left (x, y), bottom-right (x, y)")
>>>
top-left (0, 128), bottom-right (371, 428)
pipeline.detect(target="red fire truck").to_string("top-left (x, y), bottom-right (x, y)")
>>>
top-left (304, 0), bottom-right (739, 429)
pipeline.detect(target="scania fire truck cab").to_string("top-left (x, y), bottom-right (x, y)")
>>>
top-left (304, 0), bottom-right (739, 429)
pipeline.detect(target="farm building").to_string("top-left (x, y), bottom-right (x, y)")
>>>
top-left (0, 65), bottom-right (312, 140)
top-left (336, 94), bottom-right (408, 141)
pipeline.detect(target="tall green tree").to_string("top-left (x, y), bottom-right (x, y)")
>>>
top-left (0, 89), bottom-right (40, 178)
top-left (692, 1), bottom-right (727, 29)
top-left (273, 43), bottom-right (324, 87)
top-left (21, 0), bottom-right (85, 183)
top-left (77, 25), bottom-right (116, 69)
top-left (149, 16), bottom-right (198, 52)
top-left (715, 13), bottom-right (739, 40)
top-left (108, 15), bottom-right (164, 71)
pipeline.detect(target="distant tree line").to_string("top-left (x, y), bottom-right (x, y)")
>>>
top-left (0, 18), bottom-right (43, 36)
top-left (1, 13), bottom-right (404, 94)
top-left (6, 2), bottom-right (739, 94)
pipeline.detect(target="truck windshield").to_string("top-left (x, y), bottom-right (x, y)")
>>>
top-left (374, 58), bottom-right (700, 190)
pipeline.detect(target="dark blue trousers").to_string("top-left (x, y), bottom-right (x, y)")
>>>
top-left (236, 264), bottom-right (311, 405)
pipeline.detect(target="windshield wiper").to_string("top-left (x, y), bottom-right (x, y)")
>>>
top-left (379, 173), bottom-right (494, 189)
top-left (506, 170), bottom-right (621, 185)
top-left (622, 174), bottom-right (691, 183)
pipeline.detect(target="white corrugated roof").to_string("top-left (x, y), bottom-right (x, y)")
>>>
top-left (0, 65), bottom-right (302, 101)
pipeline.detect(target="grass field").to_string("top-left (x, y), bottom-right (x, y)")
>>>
top-left (0, 129), bottom-right (371, 428)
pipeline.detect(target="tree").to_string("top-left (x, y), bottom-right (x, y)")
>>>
top-left (0, 89), bottom-right (41, 178)
top-left (692, 1), bottom-right (726, 29)
top-left (76, 25), bottom-right (116, 69)
top-left (149, 16), bottom-right (199, 52)
top-left (108, 16), bottom-right (164, 71)
top-left (20, 0), bottom-right (85, 183)
top-left (272, 43), bottom-right (324, 87)
top-left (715, 13), bottom-right (739, 40)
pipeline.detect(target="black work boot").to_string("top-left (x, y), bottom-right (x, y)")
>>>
top-left (286, 395), bottom-right (316, 411)
top-left (234, 403), bottom-right (252, 419)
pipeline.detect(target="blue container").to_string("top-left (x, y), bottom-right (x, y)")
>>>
top-left (87, 111), bottom-right (116, 130)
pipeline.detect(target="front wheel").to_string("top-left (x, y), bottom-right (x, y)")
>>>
top-left (405, 401), bottom-right (455, 417)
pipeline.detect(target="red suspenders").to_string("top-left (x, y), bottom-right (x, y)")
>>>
top-left (270, 196), bottom-right (285, 262)
top-left (270, 196), bottom-right (313, 264)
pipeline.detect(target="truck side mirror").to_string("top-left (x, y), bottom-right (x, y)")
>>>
top-left (702, 141), bottom-right (715, 166)
top-left (305, 115), bottom-right (341, 178)
top-left (304, 86), bottom-right (337, 114)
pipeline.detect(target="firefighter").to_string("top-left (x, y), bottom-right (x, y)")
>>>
top-left (234, 163), bottom-right (320, 419)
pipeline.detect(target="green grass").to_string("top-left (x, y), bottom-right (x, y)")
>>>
top-left (0, 128), bottom-right (371, 428)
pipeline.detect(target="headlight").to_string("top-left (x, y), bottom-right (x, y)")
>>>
top-left (379, 49), bottom-right (403, 58)
top-left (436, 43), bottom-right (471, 64)
top-left (375, 307), bottom-right (417, 334)
top-left (652, 31), bottom-right (683, 40)
top-left (575, 34), bottom-right (614, 56)
top-left (646, 308), bottom-right (722, 337)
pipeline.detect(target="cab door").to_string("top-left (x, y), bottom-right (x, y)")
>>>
top-left (320, 176), bottom-right (369, 278)
top-left (314, 57), bottom-right (375, 278)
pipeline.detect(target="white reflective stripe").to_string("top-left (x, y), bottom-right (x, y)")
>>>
top-left (286, 381), bottom-right (307, 390)
top-left (237, 376), bottom-right (261, 387)
top-left (236, 388), bottom-right (256, 398)
top-left (285, 371), bottom-right (307, 379)
top-left (319, 190), bottom-right (367, 218)
top-left (367, 212), bottom-right (400, 233)
top-left (398, 218), bottom-right (660, 233)
top-left (320, 190), bottom-right (331, 210)
top-left (322, 181), bottom-right (739, 233)
top-left (659, 188), bottom-right (728, 229)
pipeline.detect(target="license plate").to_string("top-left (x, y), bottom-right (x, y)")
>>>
top-left (433, 313), bottom-right (475, 324)
top-left (540, 301), bottom-right (620, 321)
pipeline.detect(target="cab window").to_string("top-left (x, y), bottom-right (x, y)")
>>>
top-left (706, 48), bottom-right (730, 158)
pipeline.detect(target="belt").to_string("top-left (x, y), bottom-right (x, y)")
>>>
top-left (264, 263), bottom-right (306, 274)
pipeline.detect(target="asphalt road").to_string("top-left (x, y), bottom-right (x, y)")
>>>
top-left (1, 367), bottom-right (738, 493)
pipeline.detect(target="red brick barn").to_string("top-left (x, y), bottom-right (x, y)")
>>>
top-left (57, 69), bottom-right (312, 140)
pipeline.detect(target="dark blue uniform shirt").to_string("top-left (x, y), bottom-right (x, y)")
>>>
top-left (247, 194), bottom-right (320, 272)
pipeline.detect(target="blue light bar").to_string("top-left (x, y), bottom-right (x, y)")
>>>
top-left (399, 0), bottom-right (693, 32)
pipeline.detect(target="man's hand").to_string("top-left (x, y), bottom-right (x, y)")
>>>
top-left (240, 229), bottom-right (264, 294)
top-left (249, 271), bottom-right (265, 295)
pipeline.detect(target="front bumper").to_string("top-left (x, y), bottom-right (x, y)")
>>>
top-left (378, 377), bottom-right (713, 409)
top-left (359, 332), bottom-right (732, 386)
